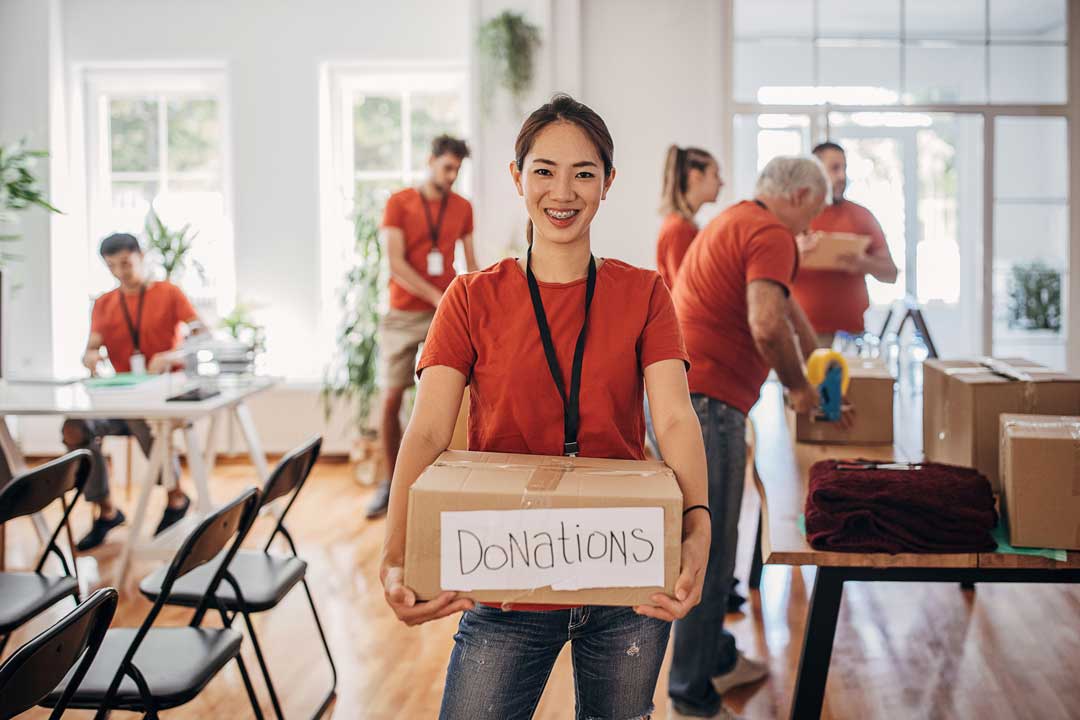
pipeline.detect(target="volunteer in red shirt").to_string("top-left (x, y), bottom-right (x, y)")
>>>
top-left (792, 141), bottom-right (898, 347)
top-left (668, 156), bottom-right (827, 720)
top-left (656, 145), bottom-right (723, 290)
top-left (366, 135), bottom-right (479, 519)
top-left (379, 94), bottom-right (710, 720)
top-left (63, 232), bottom-right (204, 550)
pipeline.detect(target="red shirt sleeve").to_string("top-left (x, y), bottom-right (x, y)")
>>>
top-left (416, 276), bottom-right (475, 382)
top-left (171, 284), bottom-right (198, 324)
top-left (382, 192), bottom-right (406, 231)
top-left (639, 274), bottom-right (690, 371)
top-left (863, 208), bottom-right (888, 255)
top-left (462, 200), bottom-right (474, 237)
top-left (746, 226), bottom-right (798, 293)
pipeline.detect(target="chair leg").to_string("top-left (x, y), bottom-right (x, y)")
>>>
top-left (235, 654), bottom-right (266, 720)
top-left (240, 611), bottom-right (286, 720)
top-left (0, 633), bottom-right (9, 658)
top-left (302, 578), bottom-right (338, 718)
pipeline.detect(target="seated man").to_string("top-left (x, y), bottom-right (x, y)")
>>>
top-left (64, 232), bottom-right (205, 551)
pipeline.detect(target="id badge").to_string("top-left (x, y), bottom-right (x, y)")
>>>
top-left (130, 352), bottom-right (147, 375)
top-left (427, 250), bottom-right (445, 276)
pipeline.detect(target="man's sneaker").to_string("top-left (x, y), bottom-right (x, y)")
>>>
top-left (712, 651), bottom-right (770, 695)
top-left (76, 510), bottom-right (126, 551)
top-left (727, 577), bottom-right (747, 612)
top-left (668, 701), bottom-right (746, 720)
top-left (365, 480), bottom-right (391, 519)
top-left (154, 494), bottom-right (191, 536)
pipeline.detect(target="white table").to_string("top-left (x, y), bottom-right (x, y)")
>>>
top-left (0, 374), bottom-right (276, 586)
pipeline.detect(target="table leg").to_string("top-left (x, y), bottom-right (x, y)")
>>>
top-left (183, 423), bottom-right (213, 514)
top-left (114, 419), bottom-right (168, 587)
top-left (203, 412), bottom-right (219, 474)
top-left (234, 403), bottom-right (269, 483)
top-left (790, 567), bottom-right (845, 720)
top-left (749, 508), bottom-right (764, 590)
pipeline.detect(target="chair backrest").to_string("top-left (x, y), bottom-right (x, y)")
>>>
top-left (0, 587), bottom-right (118, 720)
top-left (0, 450), bottom-right (90, 525)
top-left (260, 436), bottom-right (321, 553)
top-left (0, 450), bottom-right (92, 575)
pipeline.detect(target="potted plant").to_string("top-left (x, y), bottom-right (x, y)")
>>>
top-left (144, 206), bottom-right (203, 283)
top-left (477, 10), bottom-right (542, 115)
top-left (217, 301), bottom-right (266, 374)
top-left (1007, 261), bottom-right (1061, 333)
top-left (1, 139), bottom-right (62, 376)
top-left (323, 195), bottom-right (386, 478)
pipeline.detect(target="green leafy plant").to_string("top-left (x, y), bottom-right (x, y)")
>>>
top-left (144, 206), bottom-right (203, 282)
top-left (322, 195), bottom-right (386, 434)
top-left (219, 302), bottom-right (266, 355)
top-left (0, 140), bottom-right (62, 266)
top-left (478, 10), bottom-right (542, 114)
top-left (1007, 261), bottom-right (1061, 332)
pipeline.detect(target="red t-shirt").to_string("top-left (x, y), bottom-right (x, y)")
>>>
top-left (418, 257), bottom-right (689, 459)
top-left (656, 213), bottom-right (698, 290)
top-left (791, 200), bottom-right (889, 334)
top-left (673, 200), bottom-right (799, 415)
top-left (90, 281), bottom-right (198, 373)
top-left (383, 187), bottom-right (474, 312)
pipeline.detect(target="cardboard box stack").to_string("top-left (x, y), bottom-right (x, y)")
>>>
top-left (999, 414), bottom-right (1080, 551)
top-left (405, 451), bottom-right (683, 606)
top-left (796, 358), bottom-right (895, 445)
top-left (923, 357), bottom-right (1080, 493)
top-left (800, 231), bottom-right (872, 270)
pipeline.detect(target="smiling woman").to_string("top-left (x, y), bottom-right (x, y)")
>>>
top-left (378, 94), bottom-right (712, 720)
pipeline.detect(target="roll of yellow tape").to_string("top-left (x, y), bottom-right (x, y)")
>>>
top-left (805, 348), bottom-right (850, 396)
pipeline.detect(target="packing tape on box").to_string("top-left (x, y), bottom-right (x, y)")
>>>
top-left (1001, 417), bottom-right (1080, 496)
top-left (939, 360), bottom-right (1066, 441)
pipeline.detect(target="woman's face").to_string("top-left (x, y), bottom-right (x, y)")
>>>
top-left (690, 160), bottom-right (723, 204)
top-left (510, 121), bottom-right (615, 246)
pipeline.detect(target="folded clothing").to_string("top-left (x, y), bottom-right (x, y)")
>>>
top-left (805, 459), bottom-right (998, 554)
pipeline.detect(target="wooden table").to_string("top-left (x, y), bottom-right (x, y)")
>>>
top-left (0, 374), bottom-right (275, 586)
top-left (748, 380), bottom-right (1080, 720)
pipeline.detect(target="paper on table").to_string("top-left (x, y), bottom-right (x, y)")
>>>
top-left (440, 507), bottom-right (665, 592)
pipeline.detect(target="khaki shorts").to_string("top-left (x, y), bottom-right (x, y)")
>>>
top-left (378, 308), bottom-right (435, 389)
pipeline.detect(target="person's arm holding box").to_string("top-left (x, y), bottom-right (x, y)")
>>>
top-left (835, 215), bottom-right (897, 282)
top-left (639, 358), bottom-right (709, 622)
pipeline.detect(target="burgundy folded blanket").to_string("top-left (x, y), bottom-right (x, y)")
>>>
top-left (804, 459), bottom-right (998, 554)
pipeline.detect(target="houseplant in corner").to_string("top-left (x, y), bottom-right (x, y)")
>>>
top-left (0, 139), bottom-right (62, 376)
top-left (323, 195), bottom-right (386, 482)
top-left (144, 205), bottom-right (203, 283)
top-left (477, 10), bottom-right (542, 115)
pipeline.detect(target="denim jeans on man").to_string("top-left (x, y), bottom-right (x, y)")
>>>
top-left (667, 394), bottom-right (747, 716)
top-left (440, 604), bottom-right (670, 719)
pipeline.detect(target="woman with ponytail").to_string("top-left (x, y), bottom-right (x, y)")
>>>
top-left (657, 145), bottom-right (723, 289)
top-left (380, 94), bottom-right (710, 719)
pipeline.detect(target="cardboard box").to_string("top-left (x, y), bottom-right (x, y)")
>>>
top-left (923, 358), bottom-right (1080, 493)
top-left (404, 450), bottom-right (683, 606)
top-left (999, 414), bottom-right (1080, 550)
top-left (800, 231), bottom-right (872, 270)
top-left (796, 358), bottom-right (895, 445)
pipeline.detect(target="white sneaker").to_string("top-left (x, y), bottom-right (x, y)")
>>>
top-left (711, 651), bottom-right (770, 694)
top-left (668, 701), bottom-right (746, 720)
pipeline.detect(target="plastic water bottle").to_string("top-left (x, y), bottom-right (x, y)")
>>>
top-left (905, 331), bottom-right (929, 392)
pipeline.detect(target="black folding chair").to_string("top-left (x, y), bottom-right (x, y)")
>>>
top-left (0, 449), bottom-right (92, 657)
top-left (0, 587), bottom-right (117, 720)
top-left (139, 436), bottom-right (336, 720)
top-left (41, 487), bottom-right (265, 719)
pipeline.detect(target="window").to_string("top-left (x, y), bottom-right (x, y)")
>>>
top-left (84, 68), bottom-right (233, 316)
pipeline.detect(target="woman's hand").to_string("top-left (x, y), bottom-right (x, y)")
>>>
top-left (381, 564), bottom-right (474, 627)
top-left (633, 513), bottom-right (709, 622)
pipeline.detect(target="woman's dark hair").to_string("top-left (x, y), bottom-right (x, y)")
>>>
top-left (514, 94), bottom-right (614, 243)
top-left (99, 232), bottom-right (142, 258)
top-left (659, 145), bottom-right (715, 219)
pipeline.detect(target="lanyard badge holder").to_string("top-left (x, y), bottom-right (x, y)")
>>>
top-left (525, 245), bottom-right (597, 457)
top-left (119, 285), bottom-right (148, 375)
top-left (422, 190), bottom-right (449, 278)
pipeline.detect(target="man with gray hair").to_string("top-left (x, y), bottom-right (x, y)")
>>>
top-left (667, 156), bottom-right (827, 719)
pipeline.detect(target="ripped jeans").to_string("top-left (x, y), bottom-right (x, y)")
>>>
top-left (440, 604), bottom-right (670, 720)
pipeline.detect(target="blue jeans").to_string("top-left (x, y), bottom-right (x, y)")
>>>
top-left (668, 394), bottom-right (747, 716)
top-left (440, 604), bottom-right (670, 719)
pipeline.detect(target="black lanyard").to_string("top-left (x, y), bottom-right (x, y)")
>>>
top-left (420, 189), bottom-right (450, 250)
top-left (753, 199), bottom-right (768, 211)
top-left (118, 285), bottom-right (147, 354)
top-left (525, 246), bottom-right (597, 457)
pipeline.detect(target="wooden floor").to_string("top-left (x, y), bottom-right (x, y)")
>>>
top-left (5, 458), bottom-right (1079, 720)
